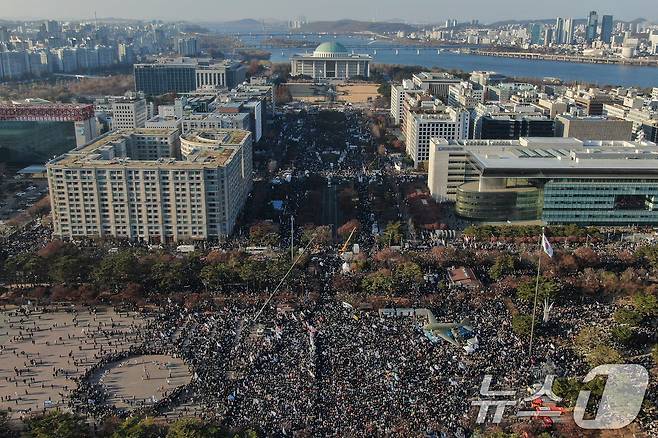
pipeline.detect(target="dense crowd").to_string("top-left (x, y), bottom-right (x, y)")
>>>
top-left (61, 284), bottom-right (658, 437)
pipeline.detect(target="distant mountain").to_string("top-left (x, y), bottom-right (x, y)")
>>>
top-left (487, 18), bottom-right (587, 27)
top-left (203, 19), bottom-right (288, 33)
top-left (298, 19), bottom-right (418, 34)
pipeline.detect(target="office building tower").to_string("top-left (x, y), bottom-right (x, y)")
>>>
top-left (447, 81), bottom-right (485, 109)
top-left (182, 111), bottom-right (250, 134)
top-left (555, 115), bottom-right (633, 141)
top-left (480, 115), bottom-right (555, 140)
top-left (134, 58), bottom-right (246, 95)
top-left (427, 137), bottom-right (658, 226)
top-left (111, 97), bottom-right (148, 129)
top-left (195, 60), bottom-right (247, 90)
top-left (586, 11), bottom-right (599, 43)
top-left (0, 103), bottom-right (98, 154)
top-left (47, 128), bottom-right (253, 242)
top-left (530, 23), bottom-right (542, 45)
top-left (642, 121), bottom-right (658, 143)
top-left (412, 72), bottom-right (461, 101)
top-left (544, 28), bottom-right (553, 46)
top-left (470, 71), bottom-right (506, 87)
top-left (405, 106), bottom-right (470, 167)
top-left (601, 15), bottom-right (614, 43)
top-left (555, 18), bottom-right (565, 44)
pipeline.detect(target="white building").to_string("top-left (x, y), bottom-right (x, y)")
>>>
top-left (111, 98), bottom-right (148, 130)
top-left (145, 115), bottom-right (182, 129)
top-left (390, 79), bottom-right (424, 125)
top-left (47, 128), bottom-right (253, 242)
top-left (447, 81), bottom-right (485, 109)
top-left (182, 112), bottom-right (250, 134)
top-left (195, 63), bottom-right (236, 89)
top-left (405, 107), bottom-right (470, 167)
top-left (412, 72), bottom-right (461, 100)
top-left (428, 138), bottom-right (481, 201)
top-left (291, 42), bottom-right (371, 80)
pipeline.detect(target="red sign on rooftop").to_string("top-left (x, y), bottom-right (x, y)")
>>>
top-left (0, 103), bottom-right (95, 122)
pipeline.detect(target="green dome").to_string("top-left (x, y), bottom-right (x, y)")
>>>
top-left (313, 42), bottom-right (348, 57)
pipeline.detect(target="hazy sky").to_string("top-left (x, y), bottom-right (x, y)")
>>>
top-left (2, 0), bottom-right (656, 23)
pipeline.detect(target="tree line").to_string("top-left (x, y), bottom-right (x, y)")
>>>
top-left (0, 410), bottom-right (258, 438)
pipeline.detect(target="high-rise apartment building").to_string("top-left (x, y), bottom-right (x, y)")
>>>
top-left (177, 37), bottom-right (199, 57)
top-left (564, 18), bottom-right (575, 44)
top-left (47, 128), bottom-right (253, 242)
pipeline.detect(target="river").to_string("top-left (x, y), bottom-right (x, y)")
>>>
top-left (241, 34), bottom-right (658, 88)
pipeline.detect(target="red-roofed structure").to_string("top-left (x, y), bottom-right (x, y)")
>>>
top-left (0, 103), bottom-right (95, 122)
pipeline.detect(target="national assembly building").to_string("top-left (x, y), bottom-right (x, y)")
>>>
top-left (46, 128), bottom-right (252, 242)
top-left (291, 42), bottom-right (371, 80)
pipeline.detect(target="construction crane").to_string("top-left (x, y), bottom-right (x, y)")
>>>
top-left (339, 227), bottom-right (358, 255)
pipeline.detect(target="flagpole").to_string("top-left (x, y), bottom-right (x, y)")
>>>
top-left (528, 228), bottom-right (544, 359)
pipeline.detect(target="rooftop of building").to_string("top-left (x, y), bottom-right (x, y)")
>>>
top-left (489, 82), bottom-right (536, 90)
top-left (410, 106), bottom-right (462, 120)
top-left (146, 115), bottom-right (181, 122)
top-left (314, 42), bottom-right (348, 56)
top-left (413, 72), bottom-right (458, 82)
top-left (181, 129), bottom-right (250, 147)
top-left (135, 57), bottom-right (243, 69)
top-left (183, 111), bottom-right (249, 121)
top-left (291, 41), bottom-right (372, 60)
top-left (556, 114), bottom-right (628, 122)
top-left (485, 113), bottom-right (551, 121)
top-left (432, 137), bottom-right (658, 175)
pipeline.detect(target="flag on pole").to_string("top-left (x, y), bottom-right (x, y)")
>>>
top-left (542, 233), bottom-right (554, 258)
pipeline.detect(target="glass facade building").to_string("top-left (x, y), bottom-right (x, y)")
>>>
top-left (428, 138), bottom-right (658, 226)
top-left (0, 120), bottom-right (75, 164)
top-left (456, 182), bottom-right (542, 221)
top-left (134, 64), bottom-right (197, 95)
top-left (543, 178), bottom-right (658, 224)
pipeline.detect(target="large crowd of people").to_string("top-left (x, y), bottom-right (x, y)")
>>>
top-left (1, 107), bottom-right (656, 436)
top-left (61, 283), bottom-right (657, 436)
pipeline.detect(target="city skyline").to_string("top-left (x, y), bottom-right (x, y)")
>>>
top-left (1, 0), bottom-right (657, 24)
